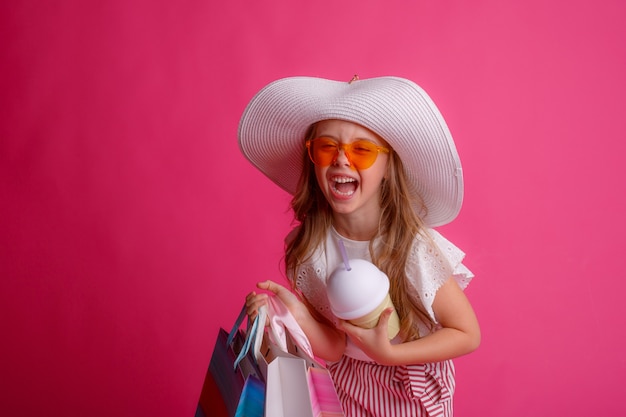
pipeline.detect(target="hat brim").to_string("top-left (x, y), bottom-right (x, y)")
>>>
top-left (238, 76), bottom-right (463, 227)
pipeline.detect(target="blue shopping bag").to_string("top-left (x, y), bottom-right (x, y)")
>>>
top-left (196, 306), bottom-right (264, 417)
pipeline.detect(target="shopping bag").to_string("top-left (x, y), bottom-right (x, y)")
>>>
top-left (308, 367), bottom-right (345, 417)
top-left (266, 356), bottom-right (312, 417)
top-left (260, 296), bottom-right (344, 417)
top-left (234, 374), bottom-right (264, 417)
top-left (251, 296), bottom-right (323, 380)
top-left (196, 305), bottom-right (264, 417)
top-left (196, 365), bottom-right (227, 417)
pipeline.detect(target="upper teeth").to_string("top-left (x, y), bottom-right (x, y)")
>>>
top-left (333, 177), bottom-right (355, 183)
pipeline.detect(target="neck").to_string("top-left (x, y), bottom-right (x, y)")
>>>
top-left (332, 214), bottom-right (379, 241)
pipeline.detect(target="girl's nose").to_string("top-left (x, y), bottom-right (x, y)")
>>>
top-left (332, 147), bottom-right (352, 167)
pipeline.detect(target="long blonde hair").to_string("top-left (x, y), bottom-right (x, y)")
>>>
top-left (285, 123), bottom-right (436, 340)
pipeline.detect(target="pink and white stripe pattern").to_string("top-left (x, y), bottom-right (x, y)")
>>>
top-left (328, 356), bottom-right (455, 417)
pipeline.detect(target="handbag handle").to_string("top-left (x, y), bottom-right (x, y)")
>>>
top-left (265, 296), bottom-right (315, 359)
top-left (226, 304), bottom-right (247, 347)
top-left (233, 305), bottom-right (267, 371)
top-left (234, 295), bottom-right (316, 371)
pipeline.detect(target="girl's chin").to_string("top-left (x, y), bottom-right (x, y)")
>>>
top-left (328, 198), bottom-right (359, 215)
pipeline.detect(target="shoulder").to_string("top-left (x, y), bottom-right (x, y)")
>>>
top-left (406, 229), bottom-right (454, 287)
top-left (409, 228), bottom-right (468, 270)
top-left (405, 229), bottom-right (475, 320)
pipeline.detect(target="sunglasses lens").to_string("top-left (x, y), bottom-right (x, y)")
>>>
top-left (308, 138), bottom-right (384, 169)
top-left (349, 141), bottom-right (378, 169)
top-left (309, 138), bottom-right (338, 166)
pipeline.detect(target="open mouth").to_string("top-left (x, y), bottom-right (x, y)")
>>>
top-left (331, 176), bottom-right (358, 197)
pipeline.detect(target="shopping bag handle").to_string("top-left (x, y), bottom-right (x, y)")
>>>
top-left (225, 305), bottom-right (247, 347)
top-left (265, 296), bottom-right (315, 359)
top-left (233, 305), bottom-right (267, 371)
top-left (234, 295), bottom-right (317, 371)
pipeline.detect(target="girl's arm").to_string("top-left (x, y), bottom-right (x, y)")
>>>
top-left (341, 277), bottom-right (480, 366)
top-left (246, 280), bottom-right (347, 362)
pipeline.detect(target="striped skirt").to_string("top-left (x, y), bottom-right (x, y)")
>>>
top-left (327, 356), bottom-right (455, 417)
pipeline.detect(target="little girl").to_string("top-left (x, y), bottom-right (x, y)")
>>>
top-left (240, 75), bottom-right (480, 417)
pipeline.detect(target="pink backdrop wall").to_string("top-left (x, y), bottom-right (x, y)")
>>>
top-left (1, 1), bottom-right (625, 416)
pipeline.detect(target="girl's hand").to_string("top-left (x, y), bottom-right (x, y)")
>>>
top-left (245, 280), bottom-right (307, 323)
top-left (340, 307), bottom-right (396, 365)
top-left (247, 280), bottom-right (347, 362)
top-left (343, 277), bottom-right (480, 366)
top-left (244, 289), bottom-right (268, 323)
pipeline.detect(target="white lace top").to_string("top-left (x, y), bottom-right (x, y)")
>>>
top-left (288, 226), bottom-right (474, 360)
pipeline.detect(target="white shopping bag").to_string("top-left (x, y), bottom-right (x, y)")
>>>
top-left (265, 356), bottom-right (314, 417)
top-left (257, 296), bottom-right (344, 417)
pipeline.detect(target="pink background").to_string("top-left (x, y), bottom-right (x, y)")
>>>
top-left (1, 1), bottom-right (625, 416)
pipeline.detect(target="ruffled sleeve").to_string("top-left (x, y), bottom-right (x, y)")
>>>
top-left (405, 229), bottom-right (474, 324)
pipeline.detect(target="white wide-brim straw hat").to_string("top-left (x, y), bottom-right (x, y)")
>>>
top-left (238, 76), bottom-right (463, 227)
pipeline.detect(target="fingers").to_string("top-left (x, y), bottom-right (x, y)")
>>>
top-left (247, 280), bottom-right (303, 326)
top-left (378, 308), bottom-right (393, 328)
top-left (341, 308), bottom-right (394, 338)
top-left (245, 280), bottom-right (285, 318)
top-left (256, 280), bottom-right (288, 295)
top-left (245, 290), bottom-right (268, 318)
top-left (339, 319), bottom-right (360, 338)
